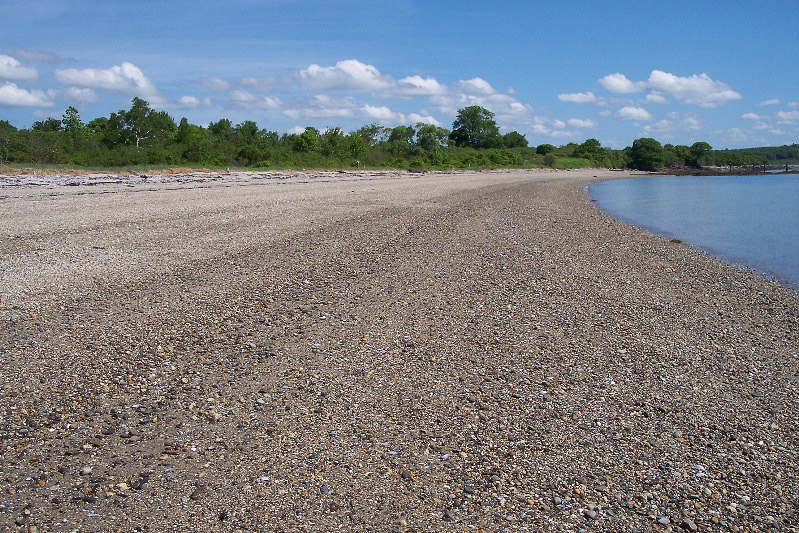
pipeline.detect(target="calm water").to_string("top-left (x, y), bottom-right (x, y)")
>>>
top-left (587, 174), bottom-right (799, 288)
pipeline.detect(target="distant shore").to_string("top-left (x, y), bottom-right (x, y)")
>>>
top-left (1, 169), bottom-right (796, 530)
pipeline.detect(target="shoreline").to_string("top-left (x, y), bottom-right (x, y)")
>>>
top-left (1, 170), bottom-right (797, 530)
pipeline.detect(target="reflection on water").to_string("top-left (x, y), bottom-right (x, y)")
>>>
top-left (588, 174), bottom-right (799, 288)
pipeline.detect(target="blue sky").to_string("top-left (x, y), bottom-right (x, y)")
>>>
top-left (0, 0), bottom-right (797, 148)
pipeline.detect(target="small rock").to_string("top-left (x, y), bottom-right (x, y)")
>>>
top-left (658, 516), bottom-right (671, 525)
top-left (400, 469), bottom-right (412, 481)
top-left (463, 485), bottom-right (474, 495)
top-left (320, 485), bottom-right (331, 494)
top-left (584, 509), bottom-right (598, 520)
top-left (681, 518), bottom-right (698, 531)
top-left (80, 466), bottom-right (93, 476)
top-left (190, 485), bottom-right (207, 501)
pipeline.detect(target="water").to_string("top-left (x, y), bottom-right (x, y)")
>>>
top-left (587, 174), bottom-right (799, 289)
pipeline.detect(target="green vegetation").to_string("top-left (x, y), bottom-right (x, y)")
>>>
top-left (0, 100), bottom-right (792, 172)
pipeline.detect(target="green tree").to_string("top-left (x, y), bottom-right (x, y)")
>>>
top-left (688, 141), bottom-right (712, 168)
top-left (31, 117), bottom-right (62, 131)
top-left (209, 118), bottom-right (234, 141)
top-left (536, 143), bottom-right (555, 155)
top-left (415, 123), bottom-right (450, 151)
top-left (502, 131), bottom-right (528, 148)
top-left (629, 138), bottom-right (665, 171)
top-left (449, 106), bottom-right (503, 149)
top-left (119, 98), bottom-right (176, 148)
top-left (354, 123), bottom-right (388, 146)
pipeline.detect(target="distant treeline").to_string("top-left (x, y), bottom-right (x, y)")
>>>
top-left (0, 99), bottom-right (794, 171)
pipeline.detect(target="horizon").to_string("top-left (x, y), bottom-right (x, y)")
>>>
top-left (1, 0), bottom-right (797, 150)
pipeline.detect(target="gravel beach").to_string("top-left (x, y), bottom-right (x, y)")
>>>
top-left (1, 169), bottom-right (797, 531)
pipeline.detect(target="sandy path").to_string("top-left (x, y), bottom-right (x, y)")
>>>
top-left (1, 169), bottom-right (797, 531)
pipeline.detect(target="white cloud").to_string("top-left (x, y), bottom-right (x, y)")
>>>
top-left (558, 91), bottom-right (596, 103)
top-left (617, 106), bottom-right (652, 121)
top-left (597, 69), bottom-right (741, 108)
top-left (361, 104), bottom-right (397, 120)
top-left (407, 113), bottom-right (441, 126)
top-left (598, 110), bottom-right (611, 117)
top-left (646, 92), bottom-right (667, 104)
top-left (296, 59), bottom-right (392, 91)
top-left (789, 102), bottom-right (799, 108)
top-left (283, 95), bottom-right (359, 120)
top-left (567, 118), bottom-right (596, 128)
top-left (741, 112), bottom-right (763, 120)
top-left (0, 82), bottom-right (53, 106)
top-left (229, 89), bottom-right (281, 110)
top-left (598, 73), bottom-right (646, 93)
top-left (456, 77), bottom-right (496, 95)
top-left (286, 126), bottom-right (306, 135)
top-left (552, 119), bottom-right (566, 128)
top-left (396, 75), bottom-right (446, 95)
top-left (647, 70), bottom-right (741, 108)
top-left (65, 86), bottom-right (98, 103)
top-left (15, 49), bottom-right (66, 64)
top-left (776, 110), bottom-right (799, 123)
top-left (752, 121), bottom-right (770, 130)
top-left (0, 54), bottom-right (38, 81)
top-left (170, 95), bottom-right (211, 109)
top-left (202, 77), bottom-right (231, 91)
top-left (55, 62), bottom-right (159, 99)
top-left (758, 98), bottom-right (780, 106)
top-left (769, 128), bottom-right (786, 135)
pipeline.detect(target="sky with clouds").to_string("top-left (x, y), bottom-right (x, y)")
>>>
top-left (0, 0), bottom-right (797, 148)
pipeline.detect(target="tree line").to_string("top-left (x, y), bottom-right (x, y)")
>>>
top-left (0, 99), bottom-right (788, 171)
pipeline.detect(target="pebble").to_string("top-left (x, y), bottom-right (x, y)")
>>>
top-left (400, 469), bottom-right (412, 481)
top-left (658, 516), bottom-right (671, 525)
top-left (681, 518), bottom-right (698, 531)
top-left (80, 466), bottom-right (93, 476)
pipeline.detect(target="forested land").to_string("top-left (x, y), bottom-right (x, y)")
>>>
top-left (0, 99), bottom-right (795, 171)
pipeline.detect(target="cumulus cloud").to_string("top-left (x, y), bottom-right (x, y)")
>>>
top-left (595, 69), bottom-right (741, 108)
top-left (567, 118), bottom-right (596, 128)
top-left (599, 73), bottom-right (646, 94)
top-left (0, 54), bottom-right (38, 81)
top-left (171, 95), bottom-right (211, 109)
top-left (397, 75), bottom-right (446, 96)
top-left (789, 102), bottom-right (799, 108)
top-left (617, 106), bottom-right (652, 121)
top-left (456, 77), bottom-right (495, 95)
top-left (0, 82), bottom-right (53, 106)
top-left (15, 49), bottom-right (65, 64)
top-left (229, 89), bottom-right (281, 110)
top-left (407, 113), bottom-right (441, 126)
top-left (646, 92), bottom-right (667, 104)
top-left (55, 62), bottom-right (159, 99)
top-left (776, 110), bottom-right (799, 123)
top-left (283, 95), bottom-right (359, 120)
top-left (647, 70), bottom-right (741, 108)
top-left (558, 91), bottom-right (596, 103)
top-left (202, 77), bottom-right (231, 92)
top-left (65, 87), bottom-right (98, 103)
top-left (758, 98), bottom-right (780, 106)
top-left (741, 112), bottom-right (763, 120)
top-left (361, 103), bottom-right (398, 120)
top-left (296, 59), bottom-right (392, 91)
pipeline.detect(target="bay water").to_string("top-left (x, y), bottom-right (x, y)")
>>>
top-left (587, 174), bottom-right (799, 289)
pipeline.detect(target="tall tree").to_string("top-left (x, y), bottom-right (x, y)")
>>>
top-left (449, 106), bottom-right (503, 149)
top-left (629, 138), bottom-right (665, 171)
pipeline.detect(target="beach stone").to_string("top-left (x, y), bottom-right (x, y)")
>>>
top-left (658, 516), bottom-right (671, 525)
top-left (400, 469), bottom-right (411, 481)
top-left (80, 466), bottom-right (92, 476)
top-left (681, 518), bottom-right (698, 531)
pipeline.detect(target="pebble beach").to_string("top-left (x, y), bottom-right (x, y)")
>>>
top-left (1, 168), bottom-right (797, 531)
